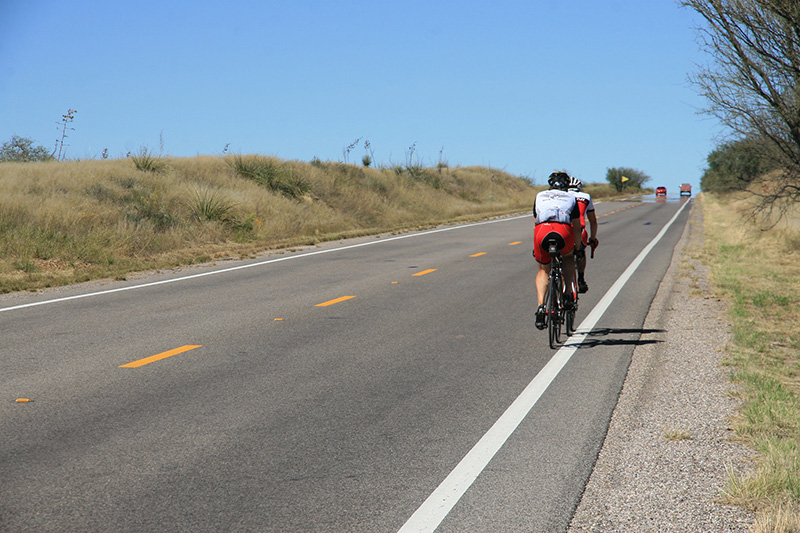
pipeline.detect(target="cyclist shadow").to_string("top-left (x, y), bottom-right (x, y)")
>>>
top-left (574, 327), bottom-right (665, 349)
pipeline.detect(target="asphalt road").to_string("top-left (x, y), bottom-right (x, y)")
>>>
top-left (1, 196), bottom-right (691, 532)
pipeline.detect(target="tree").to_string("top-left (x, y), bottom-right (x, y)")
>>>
top-left (605, 167), bottom-right (651, 192)
top-left (0, 135), bottom-right (55, 162)
top-left (682, 0), bottom-right (800, 218)
top-left (700, 136), bottom-right (781, 192)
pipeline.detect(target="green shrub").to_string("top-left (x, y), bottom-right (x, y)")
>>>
top-left (0, 136), bottom-right (54, 162)
top-left (700, 137), bottom-right (781, 193)
top-left (188, 187), bottom-right (235, 222)
top-left (130, 148), bottom-right (166, 173)
top-left (127, 189), bottom-right (176, 230)
top-left (228, 155), bottom-right (310, 199)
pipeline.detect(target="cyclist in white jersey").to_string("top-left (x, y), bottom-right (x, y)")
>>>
top-left (567, 177), bottom-right (598, 293)
top-left (532, 172), bottom-right (582, 329)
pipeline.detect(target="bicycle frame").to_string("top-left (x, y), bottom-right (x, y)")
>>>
top-left (542, 243), bottom-right (578, 348)
top-left (544, 244), bottom-right (564, 349)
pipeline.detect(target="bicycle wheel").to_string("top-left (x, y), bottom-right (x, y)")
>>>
top-left (547, 270), bottom-right (561, 349)
top-left (554, 277), bottom-right (563, 345)
top-left (565, 303), bottom-right (575, 336)
top-left (565, 266), bottom-right (577, 335)
top-left (565, 286), bottom-right (575, 336)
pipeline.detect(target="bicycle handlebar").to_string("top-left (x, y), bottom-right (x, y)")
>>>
top-left (589, 237), bottom-right (599, 259)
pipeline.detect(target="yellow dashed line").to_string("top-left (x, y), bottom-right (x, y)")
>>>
top-left (120, 345), bottom-right (203, 368)
top-left (315, 295), bottom-right (356, 307)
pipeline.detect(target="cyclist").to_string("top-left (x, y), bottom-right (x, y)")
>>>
top-left (567, 177), bottom-right (599, 293)
top-left (533, 171), bottom-right (582, 330)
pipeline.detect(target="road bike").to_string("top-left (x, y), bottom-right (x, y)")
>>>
top-left (540, 236), bottom-right (578, 348)
top-left (542, 234), bottom-right (566, 349)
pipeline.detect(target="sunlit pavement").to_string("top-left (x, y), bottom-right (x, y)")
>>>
top-left (639, 194), bottom-right (692, 204)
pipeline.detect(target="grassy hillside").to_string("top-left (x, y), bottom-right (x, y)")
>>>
top-left (0, 155), bottom-right (539, 293)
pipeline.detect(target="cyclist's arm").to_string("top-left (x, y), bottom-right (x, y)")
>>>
top-left (569, 202), bottom-right (581, 251)
top-left (587, 210), bottom-right (598, 241)
top-left (571, 217), bottom-right (582, 252)
top-left (577, 201), bottom-right (588, 227)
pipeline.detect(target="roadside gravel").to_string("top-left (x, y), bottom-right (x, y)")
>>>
top-left (568, 201), bottom-right (756, 532)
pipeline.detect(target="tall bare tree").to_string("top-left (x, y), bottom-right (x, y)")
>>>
top-left (682, 0), bottom-right (800, 219)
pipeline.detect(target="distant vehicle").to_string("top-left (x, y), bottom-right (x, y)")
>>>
top-left (655, 186), bottom-right (667, 196)
top-left (680, 183), bottom-right (692, 196)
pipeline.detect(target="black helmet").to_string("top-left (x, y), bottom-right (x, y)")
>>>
top-left (568, 176), bottom-right (583, 191)
top-left (548, 171), bottom-right (570, 191)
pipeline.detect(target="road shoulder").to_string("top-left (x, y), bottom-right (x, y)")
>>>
top-left (568, 201), bottom-right (755, 531)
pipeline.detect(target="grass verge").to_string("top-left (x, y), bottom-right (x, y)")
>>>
top-left (700, 192), bottom-right (800, 531)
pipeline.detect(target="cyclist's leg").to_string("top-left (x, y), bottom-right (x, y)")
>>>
top-left (535, 262), bottom-right (550, 329)
top-left (577, 229), bottom-right (589, 293)
top-left (559, 228), bottom-right (577, 305)
top-left (535, 262), bottom-right (550, 306)
top-left (565, 258), bottom-right (577, 334)
top-left (564, 255), bottom-right (576, 297)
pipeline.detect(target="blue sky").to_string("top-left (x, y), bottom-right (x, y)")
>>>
top-left (1, 1), bottom-right (720, 193)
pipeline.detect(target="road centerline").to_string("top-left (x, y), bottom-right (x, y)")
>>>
top-left (315, 295), bottom-right (356, 307)
top-left (120, 345), bottom-right (202, 368)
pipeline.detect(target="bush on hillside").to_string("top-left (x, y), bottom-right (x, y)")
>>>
top-left (700, 137), bottom-right (781, 193)
top-left (605, 167), bottom-right (651, 192)
top-left (227, 155), bottom-right (311, 199)
top-left (0, 135), bottom-right (54, 162)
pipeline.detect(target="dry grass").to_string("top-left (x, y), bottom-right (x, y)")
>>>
top-left (700, 192), bottom-right (800, 530)
top-left (0, 156), bottom-right (539, 292)
top-left (751, 504), bottom-right (800, 533)
top-left (663, 427), bottom-right (694, 441)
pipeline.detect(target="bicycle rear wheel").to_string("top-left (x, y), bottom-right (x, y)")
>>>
top-left (565, 298), bottom-right (575, 336)
top-left (565, 270), bottom-right (577, 336)
top-left (547, 271), bottom-right (561, 349)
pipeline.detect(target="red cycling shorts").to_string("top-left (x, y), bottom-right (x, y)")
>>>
top-left (581, 228), bottom-right (589, 247)
top-left (533, 222), bottom-right (575, 264)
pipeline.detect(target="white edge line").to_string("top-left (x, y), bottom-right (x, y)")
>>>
top-left (0, 215), bottom-right (529, 314)
top-left (398, 200), bottom-right (690, 532)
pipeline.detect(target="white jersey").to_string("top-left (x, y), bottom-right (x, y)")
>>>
top-left (569, 189), bottom-right (594, 228)
top-left (533, 189), bottom-right (579, 225)
top-left (570, 190), bottom-right (594, 212)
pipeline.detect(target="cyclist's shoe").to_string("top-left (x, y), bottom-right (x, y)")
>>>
top-left (578, 278), bottom-right (589, 294)
top-left (535, 305), bottom-right (547, 330)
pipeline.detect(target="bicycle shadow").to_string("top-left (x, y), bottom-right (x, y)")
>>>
top-left (569, 327), bottom-right (666, 349)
